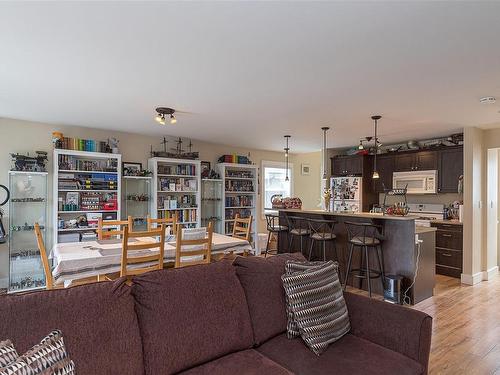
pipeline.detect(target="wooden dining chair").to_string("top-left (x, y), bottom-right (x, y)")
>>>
top-left (147, 214), bottom-right (177, 234)
top-left (34, 222), bottom-right (58, 290)
top-left (232, 214), bottom-right (252, 241)
top-left (97, 216), bottom-right (133, 240)
top-left (120, 224), bottom-right (167, 278)
top-left (35, 223), bottom-right (98, 289)
top-left (175, 222), bottom-right (213, 268)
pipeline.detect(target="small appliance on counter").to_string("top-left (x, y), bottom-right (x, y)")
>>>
top-left (330, 176), bottom-right (362, 213)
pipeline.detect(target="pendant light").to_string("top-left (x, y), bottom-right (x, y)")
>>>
top-left (371, 115), bottom-right (382, 179)
top-left (284, 135), bottom-right (291, 181)
top-left (321, 127), bottom-right (330, 180)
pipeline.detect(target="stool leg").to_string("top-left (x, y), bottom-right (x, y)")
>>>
top-left (365, 246), bottom-right (372, 298)
top-left (264, 231), bottom-right (272, 257)
top-left (359, 246), bottom-right (365, 290)
top-left (288, 235), bottom-right (294, 253)
top-left (343, 243), bottom-right (354, 291)
top-left (322, 241), bottom-right (326, 261)
top-left (300, 235), bottom-right (303, 254)
top-left (332, 240), bottom-right (342, 284)
top-left (376, 245), bottom-right (386, 290)
top-left (308, 238), bottom-right (314, 261)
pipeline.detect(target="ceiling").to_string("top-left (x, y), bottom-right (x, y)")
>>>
top-left (1, 1), bottom-right (500, 153)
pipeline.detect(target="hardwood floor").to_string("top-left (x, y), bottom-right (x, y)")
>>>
top-left (347, 272), bottom-right (500, 374)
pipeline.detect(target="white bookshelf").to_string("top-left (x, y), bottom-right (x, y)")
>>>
top-left (148, 157), bottom-right (201, 228)
top-left (217, 163), bottom-right (258, 250)
top-left (122, 175), bottom-right (152, 232)
top-left (53, 149), bottom-right (122, 244)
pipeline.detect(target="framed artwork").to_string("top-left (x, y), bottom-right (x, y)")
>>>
top-left (301, 164), bottom-right (310, 176)
top-left (123, 162), bottom-right (142, 175)
top-left (201, 161), bottom-right (211, 179)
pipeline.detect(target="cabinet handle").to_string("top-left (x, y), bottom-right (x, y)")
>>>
top-left (442, 253), bottom-right (452, 257)
top-left (442, 234), bottom-right (452, 237)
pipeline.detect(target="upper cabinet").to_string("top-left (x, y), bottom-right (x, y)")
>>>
top-left (373, 155), bottom-right (395, 193)
top-left (438, 147), bottom-right (463, 193)
top-left (394, 151), bottom-right (438, 172)
top-left (334, 146), bottom-right (463, 195)
top-left (331, 155), bottom-right (363, 176)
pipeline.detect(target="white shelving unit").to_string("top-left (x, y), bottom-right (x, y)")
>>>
top-left (148, 157), bottom-right (201, 228)
top-left (217, 163), bottom-right (258, 249)
top-left (53, 149), bottom-right (122, 244)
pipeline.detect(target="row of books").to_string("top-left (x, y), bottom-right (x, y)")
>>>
top-left (158, 164), bottom-right (196, 176)
top-left (158, 209), bottom-right (197, 223)
top-left (56, 137), bottom-right (111, 153)
top-left (218, 154), bottom-right (251, 164)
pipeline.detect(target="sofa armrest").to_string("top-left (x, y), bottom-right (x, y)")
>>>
top-left (344, 291), bottom-right (432, 374)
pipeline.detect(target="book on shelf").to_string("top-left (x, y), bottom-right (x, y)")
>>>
top-left (57, 137), bottom-right (110, 153)
top-left (157, 164), bottom-right (196, 176)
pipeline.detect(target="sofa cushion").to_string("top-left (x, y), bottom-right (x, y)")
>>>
top-left (233, 253), bottom-right (306, 345)
top-left (0, 279), bottom-right (144, 375)
top-left (179, 349), bottom-right (294, 375)
top-left (132, 261), bottom-right (254, 375)
top-left (0, 340), bottom-right (18, 368)
top-left (257, 333), bottom-right (424, 375)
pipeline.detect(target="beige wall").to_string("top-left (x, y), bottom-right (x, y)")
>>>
top-left (292, 151), bottom-right (322, 210)
top-left (0, 117), bottom-right (322, 287)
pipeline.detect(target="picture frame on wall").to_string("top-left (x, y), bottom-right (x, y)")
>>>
top-left (301, 164), bottom-right (310, 176)
top-left (123, 162), bottom-right (142, 176)
top-left (201, 161), bottom-right (211, 179)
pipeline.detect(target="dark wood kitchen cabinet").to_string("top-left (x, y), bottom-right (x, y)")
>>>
top-left (394, 151), bottom-right (438, 172)
top-left (431, 222), bottom-right (463, 278)
top-left (438, 147), bottom-right (463, 193)
top-left (331, 155), bottom-right (363, 176)
top-left (373, 155), bottom-right (395, 193)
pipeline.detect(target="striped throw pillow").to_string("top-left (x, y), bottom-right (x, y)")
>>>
top-left (282, 261), bottom-right (350, 355)
top-left (0, 331), bottom-right (75, 375)
top-left (0, 340), bottom-right (18, 369)
top-left (284, 261), bottom-right (325, 339)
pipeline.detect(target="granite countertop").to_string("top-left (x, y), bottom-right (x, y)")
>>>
top-left (430, 219), bottom-right (462, 226)
top-left (277, 209), bottom-right (415, 221)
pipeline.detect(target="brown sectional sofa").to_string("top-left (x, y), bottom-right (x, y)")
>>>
top-left (0, 253), bottom-right (432, 375)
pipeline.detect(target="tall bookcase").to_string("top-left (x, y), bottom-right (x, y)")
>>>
top-left (148, 158), bottom-right (201, 228)
top-left (201, 179), bottom-right (223, 234)
top-left (53, 149), bottom-right (122, 244)
top-left (217, 163), bottom-right (258, 249)
top-left (122, 176), bottom-right (152, 232)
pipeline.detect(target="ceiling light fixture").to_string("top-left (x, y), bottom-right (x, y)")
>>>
top-left (284, 135), bottom-right (291, 181)
top-left (479, 96), bottom-right (496, 104)
top-left (321, 127), bottom-right (330, 180)
top-left (371, 115), bottom-right (382, 179)
top-left (155, 107), bottom-right (176, 125)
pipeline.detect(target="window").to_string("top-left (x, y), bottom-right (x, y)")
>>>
top-left (262, 161), bottom-right (293, 212)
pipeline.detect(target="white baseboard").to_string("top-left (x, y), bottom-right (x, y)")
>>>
top-left (461, 272), bottom-right (483, 285)
top-left (482, 266), bottom-right (499, 281)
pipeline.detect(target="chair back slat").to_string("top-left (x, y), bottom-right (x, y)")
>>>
top-left (35, 223), bottom-right (54, 290)
top-left (232, 214), bottom-right (252, 241)
top-left (98, 216), bottom-right (132, 240)
top-left (120, 224), bottom-right (166, 278)
top-left (175, 222), bottom-right (213, 268)
top-left (147, 215), bottom-right (177, 234)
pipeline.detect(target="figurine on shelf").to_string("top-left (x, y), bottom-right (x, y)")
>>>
top-left (10, 151), bottom-right (48, 172)
top-left (108, 138), bottom-right (119, 154)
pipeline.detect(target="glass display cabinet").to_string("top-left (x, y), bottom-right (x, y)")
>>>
top-left (8, 171), bottom-right (48, 292)
top-left (201, 179), bottom-right (223, 234)
top-left (123, 176), bottom-right (152, 232)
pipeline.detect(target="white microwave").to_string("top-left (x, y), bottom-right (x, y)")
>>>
top-left (392, 170), bottom-right (438, 194)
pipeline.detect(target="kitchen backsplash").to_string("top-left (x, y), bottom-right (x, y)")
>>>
top-left (378, 193), bottom-right (461, 207)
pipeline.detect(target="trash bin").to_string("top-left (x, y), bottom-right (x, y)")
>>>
top-left (255, 233), bottom-right (268, 256)
top-left (383, 275), bottom-right (404, 305)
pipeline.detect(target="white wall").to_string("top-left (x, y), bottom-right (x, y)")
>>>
top-left (0, 117), bottom-right (323, 287)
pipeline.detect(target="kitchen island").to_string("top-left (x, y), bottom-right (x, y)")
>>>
top-left (277, 209), bottom-right (435, 304)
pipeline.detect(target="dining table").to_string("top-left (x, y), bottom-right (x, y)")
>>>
top-left (50, 233), bottom-right (252, 286)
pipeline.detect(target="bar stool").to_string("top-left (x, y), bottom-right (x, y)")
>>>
top-left (264, 214), bottom-right (288, 257)
top-left (286, 216), bottom-right (311, 255)
top-left (307, 218), bottom-right (342, 282)
top-left (343, 221), bottom-right (385, 298)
